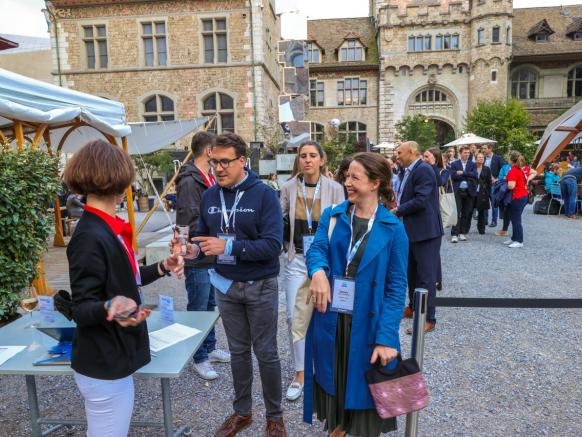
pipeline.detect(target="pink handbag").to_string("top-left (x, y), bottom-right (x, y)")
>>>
top-left (366, 354), bottom-right (429, 419)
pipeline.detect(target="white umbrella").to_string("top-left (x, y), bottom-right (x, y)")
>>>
top-left (533, 99), bottom-right (582, 172)
top-left (372, 142), bottom-right (398, 150)
top-left (443, 133), bottom-right (496, 148)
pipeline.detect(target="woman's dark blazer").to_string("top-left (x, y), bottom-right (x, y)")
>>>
top-left (67, 211), bottom-right (161, 380)
top-left (475, 166), bottom-right (492, 210)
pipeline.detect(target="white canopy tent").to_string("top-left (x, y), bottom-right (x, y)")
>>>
top-left (533, 99), bottom-right (582, 172)
top-left (443, 133), bottom-right (496, 148)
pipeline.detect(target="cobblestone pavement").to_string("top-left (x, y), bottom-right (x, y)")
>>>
top-left (1, 207), bottom-right (581, 436)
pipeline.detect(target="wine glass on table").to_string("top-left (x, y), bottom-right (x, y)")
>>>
top-left (19, 287), bottom-right (39, 329)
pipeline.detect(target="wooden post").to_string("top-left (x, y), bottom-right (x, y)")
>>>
top-left (121, 137), bottom-right (138, 251)
top-left (14, 121), bottom-right (24, 151)
top-left (32, 124), bottom-right (48, 148)
top-left (53, 196), bottom-right (66, 247)
top-left (32, 260), bottom-right (53, 296)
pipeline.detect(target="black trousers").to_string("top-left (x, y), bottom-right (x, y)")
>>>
top-left (476, 205), bottom-right (489, 234)
top-left (407, 237), bottom-right (441, 323)
top-left (452, 190), bottom-right (474, 236)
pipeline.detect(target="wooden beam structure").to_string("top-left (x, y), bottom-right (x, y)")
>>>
top-left (122, 136), bottom-right (138, 251)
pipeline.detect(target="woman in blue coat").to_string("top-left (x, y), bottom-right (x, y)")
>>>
top-left (304, 153), bottom-right (409, 437)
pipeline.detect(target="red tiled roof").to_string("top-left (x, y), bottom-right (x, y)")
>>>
top-left (0, 36), bottom-right (18, 51)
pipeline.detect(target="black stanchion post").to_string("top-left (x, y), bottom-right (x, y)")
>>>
top-left (405, 288), bottom-right (428, 437)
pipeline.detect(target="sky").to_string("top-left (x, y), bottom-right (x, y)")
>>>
top-left (0, 0), bottom-right (578, 39)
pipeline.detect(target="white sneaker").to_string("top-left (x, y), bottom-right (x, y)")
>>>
top-left (508, 241), bottom-right (523, 248)
top-left (459, 234), bottom-right (467, 241)
top-left (193, 360), bottom-right (218, 380)
top-left (503, 240), bottom-right (513, 245)
top-left (209, 349), bottom-right (231, 363)
top-left (286, 381), bottom-right (304, 401)
top-left (451, 236), bottom-right (459, 243)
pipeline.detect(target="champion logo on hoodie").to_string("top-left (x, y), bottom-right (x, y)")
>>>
top-left (208, 206), bottom-right (256, 215)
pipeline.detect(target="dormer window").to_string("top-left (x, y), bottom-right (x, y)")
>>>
top-left (566, 17), bottom-right (582, 41)
top-left (575, 32), bottom-right (582, 41)
top-left (305, 41), bottom-right (321, 64)
top-left (339, 39), bottom-right (364, 62)
top-left (528, 19), bottom-right (554, 43)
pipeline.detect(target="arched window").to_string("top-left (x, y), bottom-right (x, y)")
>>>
top-left (201, 92), bottom-right (235, 134)
top-left (338, 121), bottom-right (366, 145)
top-left (511, 69), bottom-right (537, 99)
top-left (415, 89), bottom-right (448, 103)
top-left (567, 67), bottom-right (582, 97)
top-left (310, 122), bottom-right (325, 143)
top-left (143, 94), bottom-right (174, 121)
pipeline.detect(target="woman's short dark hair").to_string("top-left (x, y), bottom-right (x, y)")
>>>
top-left (214, 132), bottom-right (248, 157)
top-left (351, 152), bottom-right (394, 205)
top-left (191, 131), bottom-right (216, 158)
top-left (427, 147), bottom-right (443, 170)
top-left (63, 139), bottom-right (135, 196)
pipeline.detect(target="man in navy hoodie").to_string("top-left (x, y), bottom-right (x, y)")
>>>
top-left (193, 133), bottom-right (286, 437)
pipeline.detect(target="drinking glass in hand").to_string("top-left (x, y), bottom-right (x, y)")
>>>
top-left (175, 225), bottom-right (189, 256)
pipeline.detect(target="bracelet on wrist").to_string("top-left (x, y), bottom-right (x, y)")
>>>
top-left (158, 261), bottom-right (171, 277)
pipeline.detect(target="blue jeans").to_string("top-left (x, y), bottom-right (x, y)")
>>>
top-left (560, 178), bottom-right (578, 216)
top-left (185, 267), bottom-right (216, 363)
top-left (508, 196), bottom-right (528, 243)
top-left (489, 191), bottom-right (498, 223)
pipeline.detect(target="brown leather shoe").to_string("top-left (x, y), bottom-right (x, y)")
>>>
top-left (402, 306), bottom-right (414, 319)
top-left (406, 322), bottom-right (436, 335)
top-left (214, 414), bottom-right (252, 437)
top-left (266, 417), bottom-right (287, 437)
top-left (495, 230), bottom-right (508, 236)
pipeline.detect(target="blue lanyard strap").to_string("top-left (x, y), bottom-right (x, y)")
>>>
top-left (220, 189), bottom-right (245, 233)
top-left (301, 177), bottom-right (321, 233)
top-left (345, 204), bottom-right (378, 276)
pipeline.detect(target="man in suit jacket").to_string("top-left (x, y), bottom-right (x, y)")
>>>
top-left (393, 141), bottom-right (443, 333)
top-left (482, 143), bottom-right (506, 227)
top-left (450, 145), bottom-right (478, 242)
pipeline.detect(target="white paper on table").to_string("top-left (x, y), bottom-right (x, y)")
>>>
top-left (149, 323), bottom-right (201, 353)
top-left (0, 346), bottom-right (26, 366)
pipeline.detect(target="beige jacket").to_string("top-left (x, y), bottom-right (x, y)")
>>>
top-left (280, 175), bottom-right (345, 261)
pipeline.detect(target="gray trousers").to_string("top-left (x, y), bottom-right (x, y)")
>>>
top-left (215, 277), bottom-right (283, 418)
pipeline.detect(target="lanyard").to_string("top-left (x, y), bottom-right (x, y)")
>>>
top-left (301, 177), bottom-right (321, 233)
top-left (197, 166), bottom-right (215, 187)
top-left (220, 189), bottom-right (245, 233)
top-left (117, 235), bottom-right (142, 287)
top-left (345, 205), bottom-right (378, 276)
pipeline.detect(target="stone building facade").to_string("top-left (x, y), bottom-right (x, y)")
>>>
top-left (372, 0), bottom-right (512, 144)
top-left (48, 0), bottom-right (281, 145)
top-left (510, 5), bottom-right (582, 137)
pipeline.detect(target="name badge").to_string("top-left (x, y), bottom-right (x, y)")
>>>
top-left (302, 235), bottom-right (315, 257)
top-left (331, 277), bottom-right (356, 314)
top-left (217, 233), bottom-right (237, 265)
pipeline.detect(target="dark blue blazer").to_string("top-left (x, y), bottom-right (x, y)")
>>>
top-left (450, 159), bottom-right (478, 197)
top-left (396, 160), bottom-right (444, 242)
top-left (487, 154), bottom-right (506, 179)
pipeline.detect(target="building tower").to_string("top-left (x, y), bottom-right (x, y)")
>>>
top-left (468, 0), bottom-right (513, 110)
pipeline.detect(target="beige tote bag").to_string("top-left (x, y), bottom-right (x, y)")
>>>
top-left (291, 208), bottom-right (337, 343)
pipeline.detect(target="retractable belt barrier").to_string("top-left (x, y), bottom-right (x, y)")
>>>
top-left (404, 291), bottom-right (581, 437)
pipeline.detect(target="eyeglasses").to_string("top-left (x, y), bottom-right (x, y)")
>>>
top-left (208, 157), bottom-right (241, 169)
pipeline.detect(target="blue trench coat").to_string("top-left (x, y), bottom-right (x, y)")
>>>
top-left (303, 201), bottom-right (408, 423)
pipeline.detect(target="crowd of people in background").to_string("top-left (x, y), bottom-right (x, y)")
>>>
top-left (60, 128), bottom-right (581, 437)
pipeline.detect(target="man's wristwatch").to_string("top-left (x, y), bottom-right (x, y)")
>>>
top-left (158, 261), bottom-right (171, 277)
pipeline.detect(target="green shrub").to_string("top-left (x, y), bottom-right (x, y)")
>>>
top-left (0, 144), bottom-right (59, 321)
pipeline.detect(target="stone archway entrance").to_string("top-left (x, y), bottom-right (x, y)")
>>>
top-left (433, 119), bottom-right (455, 147)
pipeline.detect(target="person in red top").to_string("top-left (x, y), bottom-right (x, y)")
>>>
top-left (63, 139), bottom-right (184, 437)
top-left (504, 151), bottom-right (536, 248)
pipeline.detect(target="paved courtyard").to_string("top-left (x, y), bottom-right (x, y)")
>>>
top-left (0, 207), bottom-right (581, 437)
